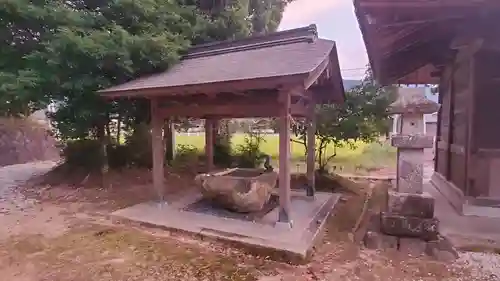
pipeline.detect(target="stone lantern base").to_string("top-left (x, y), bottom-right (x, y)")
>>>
top-left (363, 193), bottom-right (458, 261)
top-left (362, 87), bottom-right (458, 261)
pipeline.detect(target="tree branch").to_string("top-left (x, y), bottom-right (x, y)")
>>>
top-left (290, 138), bottom-right (305, 145)
top-left (325, 146), bottom-right (338, 163)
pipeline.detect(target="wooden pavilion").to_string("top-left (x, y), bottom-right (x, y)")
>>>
top-left (354, 0), bottom-right (500, 212)
top-left (100, 25), bottom-right (345, 225)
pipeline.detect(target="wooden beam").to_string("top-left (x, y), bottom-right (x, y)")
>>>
top-left (379, 15), bottom-right (465, 28)
top-left (359, 0), bottom-right (496, 9)
top-left (309, 84), bottom-right (344, 104)
top-left (159, 102), bottom-right (308, 118)
top-left (290, 88), bottom-right (310, 99)
top-left (159, 91), bottom-right (278, 107)
top-left (377, 24), bottom-right (423, 50)
top-left (380, 37), bottom-right (446, 84)
top-left (381, 23), bottom-right (441, 58)
top-left (304, 57), bottom-right (329, 89)
top-left (150, 98), bottom-right (165, 202)
top-left (100, 74), bottom-right (306, 99)
top-left (452, 37), bottom-right (484, 63)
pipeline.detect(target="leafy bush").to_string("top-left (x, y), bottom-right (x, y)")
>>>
top-left (172, 144), bottom-right (200, 168)
top-left (63, 139), bottom-right (103, 170)
top-left (124, 123), bottom-right (152, 168)
top-left (63, 139), bottom-right (131, 170)
top-left (107, 144), bottom-right (130, 169)
top-left (234, 132), bottom-right (265, 168)
top-left (213, 135), bottom-right (232, 168)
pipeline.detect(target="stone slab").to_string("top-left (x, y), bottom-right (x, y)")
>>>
top-left (463, 204), bottom-right (500, 219)
top-left (397, 152), bottom-right (424, 194)
top-left (391, 134), bottom-right (434, 149)
top-left (388, 191), bottom-right (434, 218)
top-left (380, 213), bottom-right (439, 241)
top-left (399, 237), bottom-right (427, 257)
top-left (112, 191), bottom-right (340, 263)
top-left (363, 231), bottom-right (398, 250)
top-left (425, 236), bottom-right (459, 262)
top-left (430, 172), bottom-right (464, 214)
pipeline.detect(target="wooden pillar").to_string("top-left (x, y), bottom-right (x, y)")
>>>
top-left (212, 118), bottom-right (220, 145)
top-left (164, 118), bottom-right (175, 165)
top-left (151, 98), bottom-right (165, 202)
top-left (306, 101), bottom-right (316, 197)
top-left (278, 91), bottom-right (292, 226)
top-left (205, 118), bottom-right (215, 171)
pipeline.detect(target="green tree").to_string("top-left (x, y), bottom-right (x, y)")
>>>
top-left (0, 0), bottom-right (295, 176)
top-left (292, 68), bottom-right (397, 173)
top-left (197, 0), bottom-right (292, 36)
top-left (0, 0), bottom-right (83, 117)
top-left (1, 0), bottom-right (295, 128)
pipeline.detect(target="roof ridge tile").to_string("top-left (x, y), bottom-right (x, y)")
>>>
top-left (184, 24), bottom-right (318, 59)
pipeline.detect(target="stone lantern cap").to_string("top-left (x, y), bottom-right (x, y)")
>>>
top-left (388, 88), bottom-right (440, 115)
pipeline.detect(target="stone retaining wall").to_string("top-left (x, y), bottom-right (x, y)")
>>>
top-left (0, 118), bottom-right (60, 167)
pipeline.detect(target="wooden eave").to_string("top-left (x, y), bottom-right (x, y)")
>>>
top-left (354, 0), bottom-right (500, 85)
top-left (98, 25), bottom-right (345, 119)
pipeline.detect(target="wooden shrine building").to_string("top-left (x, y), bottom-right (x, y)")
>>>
top-left (354, 0), bottom-right (500, 212)
top-left (99, 25), bottom-right (345, 225)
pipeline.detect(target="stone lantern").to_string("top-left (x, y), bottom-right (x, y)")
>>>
top-left (389, 87), bottom-right (439, 194)
top-left (383, 87), bottom-right (441, 245)
top-left (364, 88), bottom-right (457, 259)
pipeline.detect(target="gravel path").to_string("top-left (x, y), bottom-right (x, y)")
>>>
top-left (1, 161), bottom-right (500, 281)
top-left (456, 252), bottom-right (500, 280)
top-left (0, 161), bottom-right (57, 215)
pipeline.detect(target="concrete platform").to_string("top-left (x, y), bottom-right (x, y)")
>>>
top-left (112, 190), bottom-right (340, 262)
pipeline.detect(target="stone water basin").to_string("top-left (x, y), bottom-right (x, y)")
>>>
top-left (195, 168), bottom-right (278, 213)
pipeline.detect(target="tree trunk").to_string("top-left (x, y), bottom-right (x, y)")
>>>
top-left (97, 122), bottom-right (109, 188)
top-left (116, 113), bottom-right (122, 144)
top-left (317, 139), bottom-right (327, 174)
top-left (105, 115), bottom-right (112, 144)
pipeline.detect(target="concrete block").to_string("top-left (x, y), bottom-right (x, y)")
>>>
top-left (387, 191), bottom-right (434, 218)
top-left (426, 236), bottom-right (459, 262)
top-left (363, 231), bottom-right (398, 250)
top-left (399, 237), bottom-right (427, 257)
top-left (380, 213), bottom-right (439, 241)
top-left (391, 134), bottom-right (434, 149)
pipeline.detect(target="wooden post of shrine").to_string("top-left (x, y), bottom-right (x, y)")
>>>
top-left (277, 90), bottom-right (292, 227)
top-left (205, 118), bottom-right (215, 171)
top-left (212, 118), bottom-right (220, 145)
top-left (306, 100), bottom-right (316, 197)
top-left (212, 118), bottom-right (220, 161)
top-left (150, 98), bottom-right (166, 203)
top-left (164, 118), bottom-right (175, 165)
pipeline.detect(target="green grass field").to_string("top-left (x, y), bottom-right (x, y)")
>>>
top-left (175, 133), bottom-right (396, 173)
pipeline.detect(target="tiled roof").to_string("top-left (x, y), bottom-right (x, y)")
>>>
top-left (99, 25), bottom-right (344, 99)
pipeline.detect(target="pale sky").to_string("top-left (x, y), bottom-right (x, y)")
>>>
top-left (279, 0), bottom-right (369, 79)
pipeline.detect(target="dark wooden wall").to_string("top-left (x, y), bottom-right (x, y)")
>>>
top-left (436, 48), bottom-right (500, 198)
top-left (435, 52), bottom-right (473, 196)
top-left (470, 49), bottom-right (500, 197)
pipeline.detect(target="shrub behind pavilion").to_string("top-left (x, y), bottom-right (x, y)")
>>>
top-left (291, 70), bottom-right (397, 173)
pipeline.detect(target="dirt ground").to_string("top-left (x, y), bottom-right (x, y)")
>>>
top-left (0, 163), bottom-right (498, 281)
